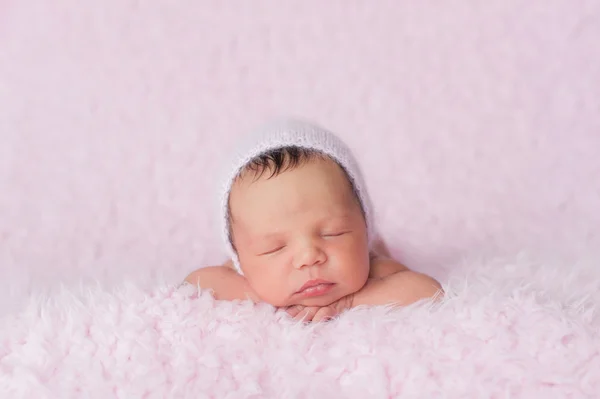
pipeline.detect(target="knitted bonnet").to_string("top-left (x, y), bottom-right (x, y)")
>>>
top-left (217, 118), bottom-right (375, 274)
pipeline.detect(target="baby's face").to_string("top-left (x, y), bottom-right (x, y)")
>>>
top-left (229, 156), bottom-right (370, 307)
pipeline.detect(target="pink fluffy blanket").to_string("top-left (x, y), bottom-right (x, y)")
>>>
top-left (1, 256), bottom-right (599, 398)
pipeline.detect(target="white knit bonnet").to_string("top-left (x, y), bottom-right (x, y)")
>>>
top-left (218, 118), bottom-right (375, 274)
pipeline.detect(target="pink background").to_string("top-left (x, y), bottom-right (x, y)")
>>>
top-left (1, 1), bottom-right (599, 314)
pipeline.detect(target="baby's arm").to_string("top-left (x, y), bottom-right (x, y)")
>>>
top-left (184, 263), bottom-right (258, 302)
top-left (353, 257), bottom-right (442, 307)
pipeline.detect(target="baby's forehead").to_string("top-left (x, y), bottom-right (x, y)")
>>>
top-left (229, 158), bottom-right (362, 223)
top-left (230, 156), bottom-right (358, 210)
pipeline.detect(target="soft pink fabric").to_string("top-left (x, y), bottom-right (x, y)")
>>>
top-left (1, 257), bottom-right (599, 398)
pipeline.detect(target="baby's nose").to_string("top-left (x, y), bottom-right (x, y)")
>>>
top-left (293, 245), bottom-right (326, 269)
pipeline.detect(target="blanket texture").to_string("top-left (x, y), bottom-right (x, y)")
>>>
top-left (2, 255), bottom-right (599, 398)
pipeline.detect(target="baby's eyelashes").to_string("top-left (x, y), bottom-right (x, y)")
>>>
top-left (258, 245), bottom-right (286, 256)
top-left (256, 230), bottom-right (350, 255)
top-left (322, 231), bottom-right (350, 238)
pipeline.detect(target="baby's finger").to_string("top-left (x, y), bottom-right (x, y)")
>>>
top-left (285, 305), bottom-right (304, 317)
top-left (294, 306), bottom-right (319, 322)
top-left (312, 306), bottom-right (336, 323)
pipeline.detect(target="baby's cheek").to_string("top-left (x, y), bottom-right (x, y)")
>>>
top-left (247, 270), bottom-right (290, 307)
top-left (255, 285), bottom-right (290, 307)
top-left (335, 250), bottom-right (370, 288)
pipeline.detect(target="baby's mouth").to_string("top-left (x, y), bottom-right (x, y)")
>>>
top-left (295, 279), bottom-right (335, 297)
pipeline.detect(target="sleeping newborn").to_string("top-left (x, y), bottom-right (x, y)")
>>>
top-left (185, 119), bottom-right (442, 322)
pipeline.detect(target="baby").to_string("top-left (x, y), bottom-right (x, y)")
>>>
top-left (185, 119), bottom-right (442, 322)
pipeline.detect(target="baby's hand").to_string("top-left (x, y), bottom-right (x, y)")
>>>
top-left (285, 305), bottom-right (337, 322)
top-left (284, 294), bottom-right (354, 322)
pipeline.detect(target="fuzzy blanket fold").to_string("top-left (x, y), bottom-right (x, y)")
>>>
top-left (1, 256), bottom-right (599, 398)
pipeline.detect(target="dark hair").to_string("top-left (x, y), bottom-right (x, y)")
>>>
top-left (242, 146), bottom-right (323, 181)
top-left (227, 146), bottom-right (365, 249)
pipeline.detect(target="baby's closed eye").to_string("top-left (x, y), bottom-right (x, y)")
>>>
top-left (322, 230), bottom-right (351, 238)
top-left (258, 245), bottom-right (286, 256)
